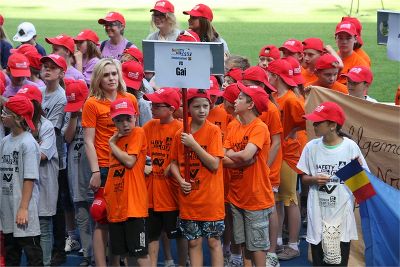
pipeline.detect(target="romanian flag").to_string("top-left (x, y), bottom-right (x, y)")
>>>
top-left (335, 159), bottom-right (376, 203)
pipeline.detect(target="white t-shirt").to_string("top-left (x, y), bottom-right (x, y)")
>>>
top-left (297, 137), bottom-right (369, 245)
top-left (0, 131), bottom-right (41, 237)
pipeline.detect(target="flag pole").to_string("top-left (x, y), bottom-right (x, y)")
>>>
top-left (182, 88), bottom-right (190, 182)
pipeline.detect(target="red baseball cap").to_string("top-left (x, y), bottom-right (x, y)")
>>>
top-left (304, 101), bottom-right (346, 126)
top-left (45, 34), bottom-right (75, 54)
top-left (144, 87), bottom-right (181, 110)
top-left (10, 44), bottom-right (37, 55)
top-left (16, 84), bottom-right (42, 103)
top-left (40, 54), bottom-right (67, 72)
top-left (64, 79), bottom-right (89, 112)
top-left (243, 66), bottom-right (277, 92)
top-left (90, 187), bottom-right (108, 224)
top-left (314, 54), bottom-right (340, 70)
top-left (342, 16), bottom-right (363, 45)
top-left (0, 81), bottom-right (4, 96)
top-left (284, 56), bottom-right (305, 85)
top-left (335, 21), bottom-right (357, 36)
top-left (4, 95), bottom-right (35, 131)
top-left (237, 81), bottom-right (269, 113)
top-left (341, 66), bottom-right (373, 84)
top-left (150, 0), bottom-right (174, 13)
top-left (302, 38), bottom-right (324, 52)
top-left (259, 45), bottom-right (280, 60)
top-left (176, 30), bottom-right (200, 42)
top-left (279, 39), bottom-right (303, 53)
top-left (123, 47), bottom-right (144, 65)
top-left (10, 44), bottom-right (42, 70)
top-left (222, 83), bottom-right (240, 103)
top-left (183, 4), bottom-right (213, 21)
top-left (226, 68), bottom-right (243, 82)
top-left (122, 61), bottom-right (144, 90)
top-left (7, 53), bottom-right (31, 77)
top-left (110, 98), bottom-right (137, 119)
top-left (74, 29), bottom-right (100, 46)
top-left (267, 59), bottom-right (297, 87)
top-left (98, 11), bottom-right (126, 26)
top-left (187, 88), bottom-right (211, 103)
top-left (0, 15), bottom-right (4, 26)
top-left (208, 76), bottom-right (222, 96)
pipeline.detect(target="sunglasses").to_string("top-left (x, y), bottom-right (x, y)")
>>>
top-left (104, 21), bottom-right (120, 27)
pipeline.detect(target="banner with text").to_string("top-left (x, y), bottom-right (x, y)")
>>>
top-left (306, 87), bottom-right (400, 189)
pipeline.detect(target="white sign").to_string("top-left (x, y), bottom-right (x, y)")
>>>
top-left (387, 12), bottom-right (400, 61)
top-left (154, 42), bottom-right (212, 89)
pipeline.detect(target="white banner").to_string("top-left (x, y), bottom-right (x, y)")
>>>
top-left (387, 12), bottom-right (400, 61)
top-left (154, 42), bottom-right (211, 89)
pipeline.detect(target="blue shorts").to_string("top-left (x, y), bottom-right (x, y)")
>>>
top-left (179, 219), bottom-right (225, 241)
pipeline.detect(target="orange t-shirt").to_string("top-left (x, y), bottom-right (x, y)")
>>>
top-left (143, 119), bottom-right (182, 211)
top-left (355, 48), bottom-right (371, 66)
top-left (337, 52), bottom-right (369, 85)
top-left (170, 120), bottom-right (225, 221)
top-left (259, 102), bottom-right (283, 187)
top-left (104, 127), bottom-right (148, 222)
top-left (273, 90), bottom-right (307, 172)
top-left (304, 81), bottom-right (348, 94)
top-left (82, 92), bottom-right (138, 167)
top-left (301, 67), bottom-right (317, 85)
top-left (395, 86), bottom-right (400, 106)
top-left (224, 117), bottom-right (274, 210)
top-left (207, 104), bottom-right (229, 139)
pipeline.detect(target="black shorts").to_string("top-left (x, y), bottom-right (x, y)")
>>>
top-left (147, 209), bottom-right (181, 241)
top-left (109, 218), bottom-right (148, 257)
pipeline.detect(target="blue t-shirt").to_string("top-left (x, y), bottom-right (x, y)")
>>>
top-left (0, 40), bottom-right (12, 69)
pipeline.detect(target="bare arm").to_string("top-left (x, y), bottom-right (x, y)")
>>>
top-left (170, 160), bottom-right (191, 194)
top-left (325, 45), bottom-right (344, 69)
top-left (109, 132), bottom-right (137, 169)
top-left (64, 113), bottom-right (78, 144)
top-left (16, 179), bottom-right (34, 226)
top-left (267, 134), bottom-right (281, 167)
top-left (302, 174), bottom-right (330, 186)
top-left (225, 143), bottom-right (258, 164)
top-left (84, 127), bottom-right (101, 191)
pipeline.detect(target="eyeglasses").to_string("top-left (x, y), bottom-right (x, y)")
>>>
top-left (152, 12), bottom-right (166, 18)
top-left (1, 109), bottom-right (13, 117)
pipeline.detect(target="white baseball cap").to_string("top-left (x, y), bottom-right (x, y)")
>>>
top-left (13, 22), bottom-right (36, 42)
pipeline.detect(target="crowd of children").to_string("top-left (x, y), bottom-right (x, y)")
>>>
top-left (0, 1), bottom-right (397, 267)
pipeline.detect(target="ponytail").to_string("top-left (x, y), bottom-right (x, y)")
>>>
top-left (336, 124), bottom-right (351, 139)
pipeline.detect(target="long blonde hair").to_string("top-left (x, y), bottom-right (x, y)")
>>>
top-left (150, 12), bottom-right (179, 32)
top-left (90, 58), bottom-right (126, 99)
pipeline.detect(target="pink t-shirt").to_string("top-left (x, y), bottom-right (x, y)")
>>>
top-left (101, 38), bottom-right (136, 60)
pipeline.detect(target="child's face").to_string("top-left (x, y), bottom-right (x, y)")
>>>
top-left (151, 102), bottom-right (173, 120)
top-left (316, 68), bottom-right (339, 88)
top-left (6, 68), bottom-right (26, 86)
top-left (104, 21), bottom-right (124, 38)
top-left (100, 64), bottom-right (119, 93)
top-left (120, 53), bottom-right (137, 64)
top-left (52, 45), bottom-right (69, 59)
top-left (312, 120), bottom-right (332, 137)
top-left (223, 99), bottom-right (235, 116)
top-left (113, 114), bottom-right (135, 136)
top-left (189, 98), bottom-right (210, 123)
top-left (152, 11), bottom-right (168, 29)
top-left (1, 108), bottom-right (18, 129)
top-left (41, 61), bottom-right (64, 82)
top-left (303, 49), bottom-right (321, 69)
top-left (234, 92), bottom-right (252, 114)
top-left (76, 41), bottom-right (87, 54)
top-left (335, 32), bottom-right (356, 54)
top-left (188, 16), bottom-right (200, 32)
top-left (347, 78), bottom-right (368, 99)
top-left (222, 76), bottom-right (235, 89)
top-left (258, 56), bottom-right (274, 70)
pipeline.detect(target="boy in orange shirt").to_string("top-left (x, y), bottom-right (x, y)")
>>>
top-left (335, 21), bottom-right (368, 84)
top-left (103, 98), bottom-right (150, 266)
top-left (305, 53), bottom-right (348, 94)
top-left (170, 89), bottom-right (225, 267)
top-left (224, 82), bottom-right (274, 267)
top-left (142, 88), bottom-right (188, 267)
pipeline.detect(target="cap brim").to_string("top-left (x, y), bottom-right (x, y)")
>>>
top-left (293, 75), bottom-right (305, 85)
top-left (111, 110), bottom-right (136, 119)
top-left (280, 75), bottom-right (297, 87)
top-left (9, 68), bottom-right (31, 78)
top-left (143, 93), bottom-right (163, 103)
top-left (65, 101), bottom-right (85, 112)
top-left (279, 46), bottom-right (298, 53)
top-left (264, 81), bottom-right (277, 92)
top-left (13, 34), bottom-right (34, 42)
top-left (335, 29), bottom-right (357, 36)
top-left (123, 75), bottom-right (142, 90)
top-left (183, 10), bottom-right (203, 18)
top-left (340, 72), bottom-right (363, 83)
top-left (150, 7), bottom-right (169, 13)
top-left (98, 18), bottom-right (112, 25)
top-left (303, 113), bottom-right (326, 122)
top-left (40, 57), bottom-right (66, 71)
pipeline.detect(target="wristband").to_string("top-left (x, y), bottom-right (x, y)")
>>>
top-left (92, 170), bottom-right (100, 174)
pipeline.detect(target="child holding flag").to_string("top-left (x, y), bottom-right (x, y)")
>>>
top-left (297, 102), bottom-right (368, 266)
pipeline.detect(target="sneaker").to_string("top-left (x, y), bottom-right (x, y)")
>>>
top-left (223, 251), bottom-right (231, 267)
top-left (266, 252), bottom-right (280, 267)
top-left (64, 236), bottom-right (81, 252)
top-left (276, 244), bottom-right (285, 254)
top-left (79, 257), bottom-right (92, 267)
top-left (277, 247), bottom-right (300, 261)
top-left (229, 258), bottom-right (243, 267)
top-left (78, 248), bottom-right (84, 256)
top-left (164, 259), bottom-right (175, 267)
top-left (50, 250), bottom-right (67, 266)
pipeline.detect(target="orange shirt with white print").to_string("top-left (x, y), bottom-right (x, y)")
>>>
top-left (273, 90), bottom-right (307, 173)
top-left (143, 119), bottom-right (182, 211)
top-left (104, 127), bottom-right (148, 222)
top-left (207, 104), bottom-right (229, 139)
top-left (225, 117), bottom-right (274, 210)
top-left (259, 101), bottom-right (283, 187)
top-left (355, 48), bottom-right (371, 66)
top-left (337, 52), bottom-right (368, 84)
top-left (82, 92), bottom-right (139, 167)
top-left (305, 81), bottom-right (349, 94)
top-left (301, 66), bottom-right (317, 85)
top-left (170, 120), bottom-right (225, 221)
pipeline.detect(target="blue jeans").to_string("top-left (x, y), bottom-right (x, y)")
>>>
top-left (39, 216), bottom-right (53, 266)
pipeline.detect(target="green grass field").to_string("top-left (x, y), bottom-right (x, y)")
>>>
top-left (1, 0), bottom-right (400, 101)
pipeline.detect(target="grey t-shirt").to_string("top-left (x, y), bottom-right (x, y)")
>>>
top-left (62, 114), bottom-right (92, 202)
top-left (146, 29), bottom-right (181, 41)
top-left (0, 131), bottom-right (41, 237)
top-left (37, 117), bottom-right (59, 216)
top-left (40, 84), bottom-right (67, 169)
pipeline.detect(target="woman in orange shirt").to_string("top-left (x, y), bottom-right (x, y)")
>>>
top-left (82, 58), bottom-right (138, 267)
top-left (267, 59), bottom-right (306, 261)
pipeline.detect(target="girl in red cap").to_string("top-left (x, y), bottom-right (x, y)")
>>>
top-left (146, 0), bottom-right (180, 41)
top-left (298, 101), bottom-right (368, 266)
top-left (183, 4), bottom-right (229, 56)
top-left (74, 29), bottom-right (101, 86)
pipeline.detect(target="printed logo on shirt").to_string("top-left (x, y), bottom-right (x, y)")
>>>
top-left (2, 173), bottom-right (13, 183)
top-left (74, 143), bottom-right (84, 151)
top-left (233, 136), bottom-right (248, 151)
top-left (113, 168), bottom-right (125, 178)
top-left (1, 151), bottom-right (19, 165)
top-left (153, 158), bottom-right (165, 167)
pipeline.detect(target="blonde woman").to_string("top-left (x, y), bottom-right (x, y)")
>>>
top-left (82, 58), bottom-right (138, 267)
top-left (146, 0), bottom-right (180, 41)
